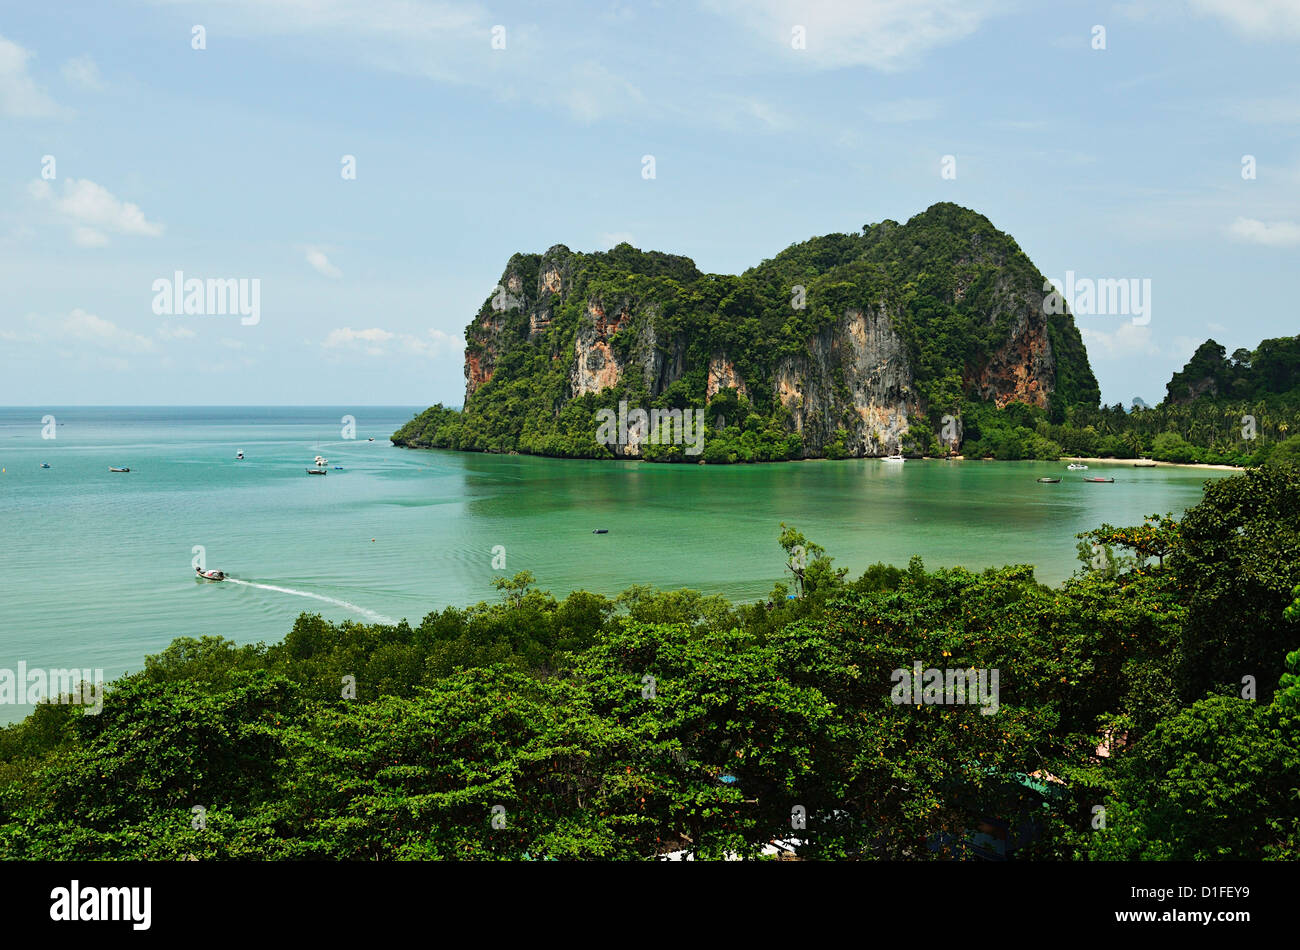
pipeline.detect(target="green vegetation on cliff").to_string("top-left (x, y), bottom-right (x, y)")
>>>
top-left (902, 332), bottom-right (1300, 465)
top-left (395, 203), bottom-right (1099, 461)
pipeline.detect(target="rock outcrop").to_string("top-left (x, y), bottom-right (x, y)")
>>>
top-left (433, 204), bottom-right (1098, 460)
top-left (771, 305), bottom-right (916, 456)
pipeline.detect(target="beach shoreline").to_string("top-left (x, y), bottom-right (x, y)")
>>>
top-left (1058, 456), bottom-right (1242, 471)
top-left (923, 455), bottom-right (1242, 471)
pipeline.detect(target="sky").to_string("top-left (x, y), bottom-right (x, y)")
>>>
top-left (1, 0), bottom-right (1298, 407)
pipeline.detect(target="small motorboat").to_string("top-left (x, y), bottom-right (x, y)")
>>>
top-left (1067, 463), bottom-right (1088, 470)
top-left (236, 450), bottom-right (244, 460)
top-left (1037, 477), bottom-right (1060, 483)
top-left (195, 567), bottom-right (225, 581)
top-left (367, 437), bottom-right (375, 442)
top-left (883, 454), bottom-right (904, 462)
top-left (40, 462), bottom-right (50, 469)
top-left (109, 467), bottom-right (130, 473)
top-left (1083, 476), bottom-right (1114, 483)
top-left (592, 528), bottom-right (608, 534)
top-left (314, 455), bottom-right (328, 466)
top-left (307, 468), bottom-right (327, 475)
top-left (1133, 459), bottom-right (1157, 467)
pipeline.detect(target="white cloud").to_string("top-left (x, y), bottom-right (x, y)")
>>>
top-left (323, 327), bottom-right (395, 356)
top-left (140, 1), bottom-right (660, 123)
top-left (157, 324), bottom-right (196, 340)
top-left (704, 0), bottom-right (1005, 71)
top-left (323, 326), bottom-right (457, 357)
top-left (0, 32), bottom-right (62, 117)
top-left (1188, 0), bottom-right (1300, 39)
top-left (306, 246), bottom-right (342, 278)
top-left (11, 309), bottom-right (155, 353)
top-left (30, 177), bottom-right (164, 245)
top-left (60, 308), bottom-right (154, 352)
top-left (0, 33), bottom-right (62, 117)
top-left (1079, 323), bottom-right (1163, 359)
top-left (403, 328), bottom-right (459, 355)
top-left (61, 54), bottom-right (104, 91)
top-left (1227, 216), bottom-right (1300, 246)
top-left (134, 0), bottom-right (985, 132)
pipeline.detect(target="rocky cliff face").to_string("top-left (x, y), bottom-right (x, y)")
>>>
top-left (967, 286), bottom-right (1055, 409)
top-left (773, 305), bottom-right (916, 455)
top-left (445, 204), bottom-right (1096, 460)
top-left (465, 270), bottom-right (926, 456)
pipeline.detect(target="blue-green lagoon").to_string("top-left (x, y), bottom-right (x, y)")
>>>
top-left (0, 406), bottom-right (1232, 722)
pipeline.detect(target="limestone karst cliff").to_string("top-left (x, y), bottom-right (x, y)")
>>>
top-left (396, 202), bottom-right (1099, 461)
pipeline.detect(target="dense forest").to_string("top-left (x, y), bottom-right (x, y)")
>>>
top-left (954, 333), bottom-right (1300, 465)
top-left (3, 466), bottom-right (1298, 860)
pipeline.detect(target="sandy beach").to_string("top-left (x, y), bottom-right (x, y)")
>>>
top-left (1061, 456), bottom-right (1243, 471)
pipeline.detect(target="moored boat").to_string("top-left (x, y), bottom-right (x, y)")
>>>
top-left (1037, 476), bottom-right (1060, 483)
top-left (1133, 459), bottom-right (1157, 467)
top-left (883, 454), bottom-right (905, 462)
top-left (307, 468), bottom-right (327, 475)
top-left (109, 467), bottom-right (130, 473)
top-left (1067, 463), bottom-right (1088, 470)
top-left (1083, 476), bottom-right (1114, 483)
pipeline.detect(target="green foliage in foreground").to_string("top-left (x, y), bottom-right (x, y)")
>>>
top-left (2, 469), bottom-right (1299, 860)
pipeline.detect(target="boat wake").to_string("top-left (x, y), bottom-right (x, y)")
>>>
top-left (222, 578), bottom-right (395, 624)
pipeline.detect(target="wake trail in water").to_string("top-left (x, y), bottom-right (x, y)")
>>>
top-left (224, 578), bottom-right (395, 624)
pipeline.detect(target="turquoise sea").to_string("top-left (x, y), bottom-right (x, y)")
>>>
top-left (0, 406), bottom-right (1232, 723)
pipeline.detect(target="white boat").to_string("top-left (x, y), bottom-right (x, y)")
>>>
top-left (1067, 463), bottom-right (1088, 470)
top-left (236, 450), bottom-right (244, 460)
top-left (195, 567), bottom-right (225, 581)
top-left (314, 454), bottom-right (328, 466)
top-left (883, 454), bottom-right (905, 462)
